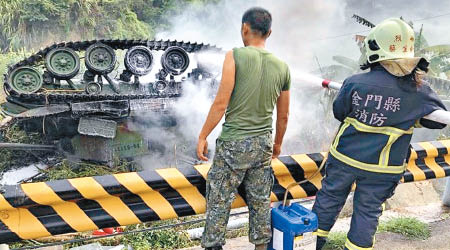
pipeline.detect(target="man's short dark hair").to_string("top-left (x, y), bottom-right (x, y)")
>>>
top-left (242, 7), bottom-right (272, 36)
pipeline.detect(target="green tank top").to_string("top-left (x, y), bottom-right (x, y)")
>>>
top-left (219, 46), bottom-right (291, 140)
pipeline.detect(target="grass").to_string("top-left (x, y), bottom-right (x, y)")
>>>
top-left (321, 217), bottom-right (431, 250)
top-left (0, 122), bottom-right (141, 182)
top-left (378, 217), bottom-right (431, 240)
top-left (120, 226), bottom-right (194, 250)
top-left (12, 219), bottom-right (250, 249)
top-left (227, 224), bottom-right (249, 238)
top-left (0, 124), bottom-right (46, 173)
top-left (39, 158), bottom-right (139, 181)
top-left (322, 232), bottom-right (346, 250)
top-left (10, 219), bottom-right (201, 250)
top-left (6, 215), bottom-right (433, 249)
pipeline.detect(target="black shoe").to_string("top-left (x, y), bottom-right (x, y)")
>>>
top-left (205, 247), bottom-right (223, 250)
top-left (316, 236), bottom-right (327, 250)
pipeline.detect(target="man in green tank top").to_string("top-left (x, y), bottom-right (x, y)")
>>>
top-left (197, 7), bottom-right (290, 250)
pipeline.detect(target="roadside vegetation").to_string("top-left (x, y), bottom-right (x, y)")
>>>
top-left (0, 124), bottom-right (44, 173)
top-left (9, 216), bottom-right (250, 249)
top-left (322, 232), bottom-right (346, 250)
top-left (323, 217), bottom-right (431, 250)
top-left (0, 123), bottom-right (138, 179)
top-left (0, 0), bottom-right (220, 52)
top-left (316, 15), bottom-right (450, 82)
top-left (378, 217), bottom-right (431, 240)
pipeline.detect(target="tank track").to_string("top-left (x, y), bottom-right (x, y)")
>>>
top-left (3, 39), bottom-right (220, 104)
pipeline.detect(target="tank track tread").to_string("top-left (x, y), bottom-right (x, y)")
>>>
top-left (3, 39), bottom-right (220, 104)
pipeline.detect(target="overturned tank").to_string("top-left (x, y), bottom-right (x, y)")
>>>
top-left (0, 39), bottom-right (222, 165)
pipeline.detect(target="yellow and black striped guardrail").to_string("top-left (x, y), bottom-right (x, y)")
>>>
top-left (0, 140), bottom-right (449, 243)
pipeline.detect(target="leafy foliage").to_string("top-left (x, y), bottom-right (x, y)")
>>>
top-left (417, 45), bottom-right (450, 78)
top-left (317, 16), bottom-right (450, 81)
top-left (0, 0), bottom-right (219, 52)
top-left (0, 50), bottom-right (30, 99)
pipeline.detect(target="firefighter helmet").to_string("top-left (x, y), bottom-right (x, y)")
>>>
top-left (364, 18), bottom-right (415, 63)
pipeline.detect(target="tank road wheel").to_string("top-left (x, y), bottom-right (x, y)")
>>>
top-left (85, 81), bottom-right (102, 95)
top-left (45, 47), bottom-right (80, 80)
top-left (161, 46), bottom-right (190, 76)
top-left (8, 67), bottom-right (43, 94)
top-left (125, 46), bottom-right (154, 76)
top-left (85, 43), bottom-right (116, 74)
top-left (155, 80), bottom-right (167, 92)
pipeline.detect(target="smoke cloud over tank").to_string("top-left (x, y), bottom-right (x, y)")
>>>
top-left (133, 0), bottom-right (450, 169)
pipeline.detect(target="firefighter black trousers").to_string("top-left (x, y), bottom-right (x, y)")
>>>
top-left (312, 161), bottom-right (402, 250)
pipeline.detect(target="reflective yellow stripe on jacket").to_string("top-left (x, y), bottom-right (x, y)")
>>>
top-left (330, 118), bottom-right (413, 174)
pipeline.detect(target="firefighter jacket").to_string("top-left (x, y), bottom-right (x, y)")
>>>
top-left (329, 65), bottom-right (446, 174)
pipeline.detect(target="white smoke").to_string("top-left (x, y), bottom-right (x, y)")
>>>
top-left (157, 0), bottom-right (352, 70)
top-left (129, 50), bottom-right (224, 169)
top-left (134, 0), bottom-right (450, 169)
top-left (152, 0), bottom-right (350, 158)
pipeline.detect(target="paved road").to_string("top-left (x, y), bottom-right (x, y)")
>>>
top-left (375, 218), bottom-right (450, 250)
top-left (183, 205), bottom-right (450, 250)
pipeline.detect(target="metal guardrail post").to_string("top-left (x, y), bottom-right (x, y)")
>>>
top-left (443, 178), bottom-right (450, 207)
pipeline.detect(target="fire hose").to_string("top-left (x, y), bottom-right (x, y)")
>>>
top-left (296, 73), bottom-right (450, 125)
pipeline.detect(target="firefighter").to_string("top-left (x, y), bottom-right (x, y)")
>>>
top-left (313, 18), bottom-right (447, 250)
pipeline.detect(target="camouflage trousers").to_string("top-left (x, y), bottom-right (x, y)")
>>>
top-left (201, 132), bottom-right (274, 248)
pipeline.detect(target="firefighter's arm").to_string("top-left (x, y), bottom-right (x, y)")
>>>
top-left (332, 80), bottom-right (352, 122)
top-left (273, 90), bottom-right (290, 159)
top-left (419, 85), bottom-right (447, 129)
top-left (197, 50), bottom-right (235, 161)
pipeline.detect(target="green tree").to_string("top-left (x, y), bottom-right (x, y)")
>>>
top-left (0, 0), bottom-right (219, 52)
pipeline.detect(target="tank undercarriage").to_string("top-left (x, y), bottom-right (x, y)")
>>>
top-left (0, 39), bottom-right (222, 165)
